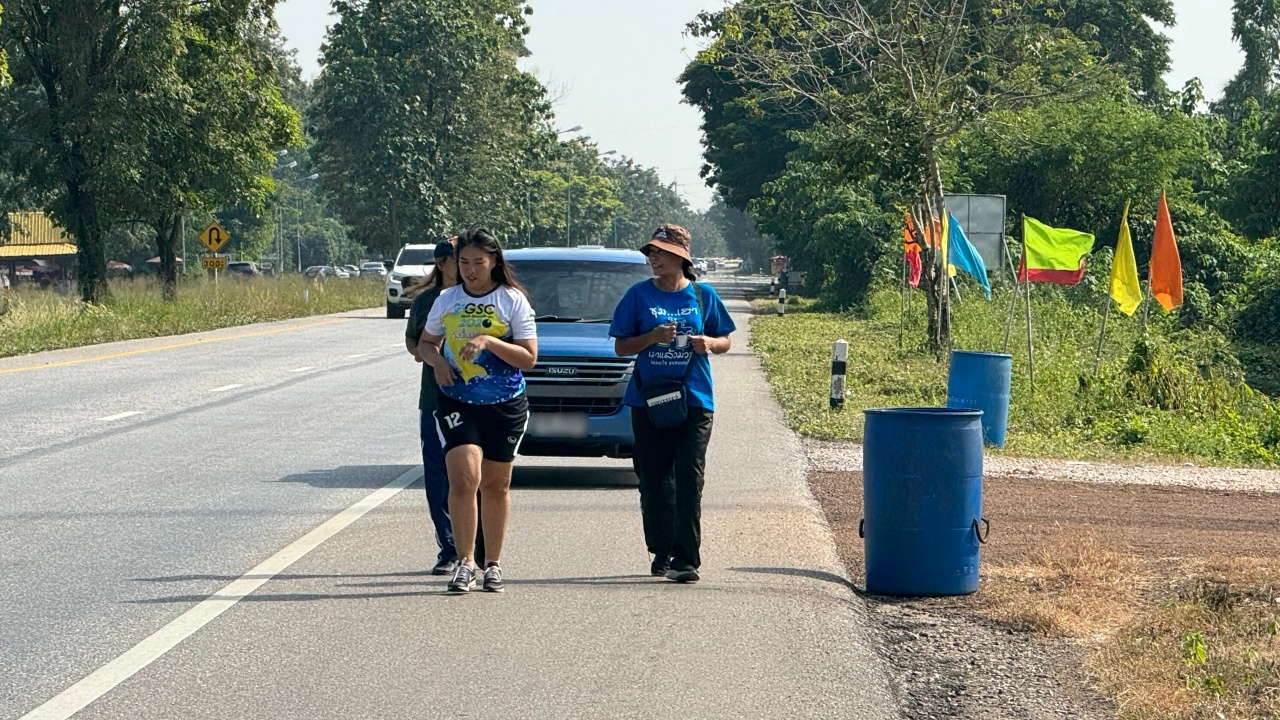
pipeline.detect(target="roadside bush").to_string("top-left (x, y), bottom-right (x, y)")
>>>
top-left (751, 278), bottom-right (1280, 466)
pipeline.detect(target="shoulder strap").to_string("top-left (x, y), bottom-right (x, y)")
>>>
top-left (680, 282), bottom-right (705, 382)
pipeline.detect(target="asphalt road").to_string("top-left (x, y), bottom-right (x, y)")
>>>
top-left (1, 304), bottom-right (899, 719)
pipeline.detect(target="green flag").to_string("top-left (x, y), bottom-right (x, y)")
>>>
top-left (1019, 217), bottom-right (1095, 285)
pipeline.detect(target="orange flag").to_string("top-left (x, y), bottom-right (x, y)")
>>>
top-left (1150, 191), bottom-right (1183, 311)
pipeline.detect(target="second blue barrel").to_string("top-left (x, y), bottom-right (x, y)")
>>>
top-left (946, 350), bottom-right (1012, 448)
top-left (862, 408), bottom-right (984, 596)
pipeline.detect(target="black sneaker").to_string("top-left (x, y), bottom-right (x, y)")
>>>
top-left (448, 561), bottom-right (476, 593)
top-left (650, 554), bottom-right (670, 577)
top-left (431, 556), bottom-right (458, 576)
top-left (482, 562), bottom-right (504, 593)
top-left (666, 561), bottom-right (700, 583)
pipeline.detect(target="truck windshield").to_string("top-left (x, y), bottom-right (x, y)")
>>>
top-left (396, 249), bottom-right (434, 266)
top-left (512, 260), bottom-right (652, 322)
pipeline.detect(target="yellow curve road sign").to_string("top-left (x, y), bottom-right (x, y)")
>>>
top-left (199, 221), bottom-right (231, 253)
top-left (202, 256), bottom-right (228, 270)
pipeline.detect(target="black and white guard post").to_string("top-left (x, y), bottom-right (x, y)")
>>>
top-left (830, 339), bottom-right (848, 409)
top-left (777, 287), bottom-right (787, 315)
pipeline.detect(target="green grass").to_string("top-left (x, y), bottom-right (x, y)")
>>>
top-left (750, 286), bottom-right (1280, 467)
top-left (0, 276), bottom-right (385, 358)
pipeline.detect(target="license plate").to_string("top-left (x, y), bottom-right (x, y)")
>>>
top-left (528, 413), bottom-right (589, 438)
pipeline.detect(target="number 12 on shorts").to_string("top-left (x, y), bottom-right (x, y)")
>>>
top-left (443, 412), bottom-right (463, 430)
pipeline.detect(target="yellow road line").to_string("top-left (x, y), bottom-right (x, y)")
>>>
top-left (0, 318), bottom-right (351, 376)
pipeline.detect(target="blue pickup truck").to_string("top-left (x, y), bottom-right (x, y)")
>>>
top-left (506, 247), bottom-right (652, 459)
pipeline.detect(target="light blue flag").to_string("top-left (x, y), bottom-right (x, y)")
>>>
top-left (947, 214), bottom-right (991, 299)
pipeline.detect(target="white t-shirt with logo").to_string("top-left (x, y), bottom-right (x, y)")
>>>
top-left (425, 284), bottom-right (537, 405)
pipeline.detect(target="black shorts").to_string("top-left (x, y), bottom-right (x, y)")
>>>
top-left (434, 394), bottom-right (529, 463)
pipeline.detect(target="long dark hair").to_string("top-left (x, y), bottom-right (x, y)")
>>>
top-left (455, 227), bottom-right (527, 296)
top-left (682, 261), bottom-right (697, 282)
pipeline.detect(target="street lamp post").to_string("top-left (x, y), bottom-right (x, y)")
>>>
top-left (294, 173), bottom-right (320, 273)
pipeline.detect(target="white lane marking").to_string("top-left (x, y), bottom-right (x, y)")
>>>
top-left (346, 353), bottom-right (368, 359)
top-left (288, 367), bottom-right (314, 373)
top-left (97, 412), bottom-right (141, 422)
top-left (18, 466), bottom-right (421, 720)
top-left (209, 384), bottom-right (243, 393)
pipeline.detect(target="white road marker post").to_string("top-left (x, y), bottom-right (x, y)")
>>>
top-left (777, 287), bottom-right (787, 315)
top-left (830, 340), bottom-right (848, 409)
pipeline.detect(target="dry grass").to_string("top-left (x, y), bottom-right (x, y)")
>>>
top-left (980, 534), bottom-right (1149, 640)
top-left (0, 275), bottom-right (384, 358)
top-left (977, 540), bottom-right (1280, 719)
top-left (1090, 558), bottom-right (1280, 720)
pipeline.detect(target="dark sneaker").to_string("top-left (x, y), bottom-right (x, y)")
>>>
top-left (448, 561), bottom-right (476, 593)
top-left (650, 554), bottom-right (670, 577)
top-left (666, 561), bottom-right (700, 583)
top-left (482, 562), bottom-right (504, 593)
top-left (431, 556), bottom-right (458, 576)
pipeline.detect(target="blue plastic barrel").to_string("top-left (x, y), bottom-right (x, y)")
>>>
top-left (946, 350), bottom-right (1012, 448)
top-left (862, 408), bottom-right (986, 596)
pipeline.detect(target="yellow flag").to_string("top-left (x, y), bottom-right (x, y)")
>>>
top-left (1110, 201), bottom-right (1142, 316)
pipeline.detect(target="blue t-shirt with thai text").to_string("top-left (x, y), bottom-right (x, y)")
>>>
top-left (609, 280), bottom-right (736, 412)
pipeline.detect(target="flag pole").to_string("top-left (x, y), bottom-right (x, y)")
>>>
top-left (1141, 279), bottom-right (1152, 332)
top-left (1002, 281), bottom-right (1020, 353)
top-left (1002, 233), bottom-right (1020, 353)
top-left (1021, 214), bottom-right (1035, 392)
top-left (1093, 296), bottom-right (1111, 376)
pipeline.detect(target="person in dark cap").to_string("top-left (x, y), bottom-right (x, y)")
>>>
top-left (609, 223), bottom-right (737, 583)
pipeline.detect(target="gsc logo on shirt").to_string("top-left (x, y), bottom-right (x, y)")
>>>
top-left (464, 303), bottom-right (497, 315)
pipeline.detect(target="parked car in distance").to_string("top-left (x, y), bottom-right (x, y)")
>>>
top-left (506, 247), bottom-right (652, 460)
top-left (304, 265), bottom-right (349, 279)
top-left (385, 243), bottom-right (436, 319)
top-left (226, 261), bottom-right (263, 278)
top-left (359, 261), bottom-right (388, 278)
top-left (342, 264), bottom-right (361, 276)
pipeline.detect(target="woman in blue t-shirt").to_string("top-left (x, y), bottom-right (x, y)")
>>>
top-left (609, 224), bottom-right (737, 583)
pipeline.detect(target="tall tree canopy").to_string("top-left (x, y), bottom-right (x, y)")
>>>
top-left (0, 0), bottom-right (297, 302)
top-left (310, 0), bottom-right (551, 254)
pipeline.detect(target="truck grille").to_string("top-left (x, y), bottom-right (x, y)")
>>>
top-left (525, 357), bottom-right (634, 386)
top-left (528, 397), bottom-right (624, 415)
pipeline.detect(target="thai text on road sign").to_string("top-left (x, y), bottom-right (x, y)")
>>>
top-left (202, 256), bottom-right (228, 271)
top-left (199, 221), bottom-right (231, 254)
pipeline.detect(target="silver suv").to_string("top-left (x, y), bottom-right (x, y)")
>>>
top-left (385, 244), bottom-right (436, 319)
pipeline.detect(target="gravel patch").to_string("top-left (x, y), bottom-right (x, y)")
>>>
top-left (870, 595), bottom-right (1111, 720)
top-left (805, 438), bottom-right (1280, 493)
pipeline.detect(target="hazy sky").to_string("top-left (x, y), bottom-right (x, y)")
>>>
top-left (275, 0), bottom-right (1243, 211)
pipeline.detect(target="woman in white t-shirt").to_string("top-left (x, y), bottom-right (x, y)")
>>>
top-left (420, 228), bottom-right (538, 593)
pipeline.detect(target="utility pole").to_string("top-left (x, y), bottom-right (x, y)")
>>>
top-left (566, 185), bottom-right (571, 247)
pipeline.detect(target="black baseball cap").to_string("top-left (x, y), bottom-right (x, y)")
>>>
top-left (433, 238), bottom-right (456, 259)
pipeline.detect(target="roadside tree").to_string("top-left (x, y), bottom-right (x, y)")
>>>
top-left (310, 0), bottom-right (550, 255)
top-left (699, 0), bottom-right (1099, 349)
top-left (132, 17), bottom-right (299, 300)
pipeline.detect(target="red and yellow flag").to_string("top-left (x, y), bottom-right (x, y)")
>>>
top-left (1150, 191), bottom-right (1183, 311)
